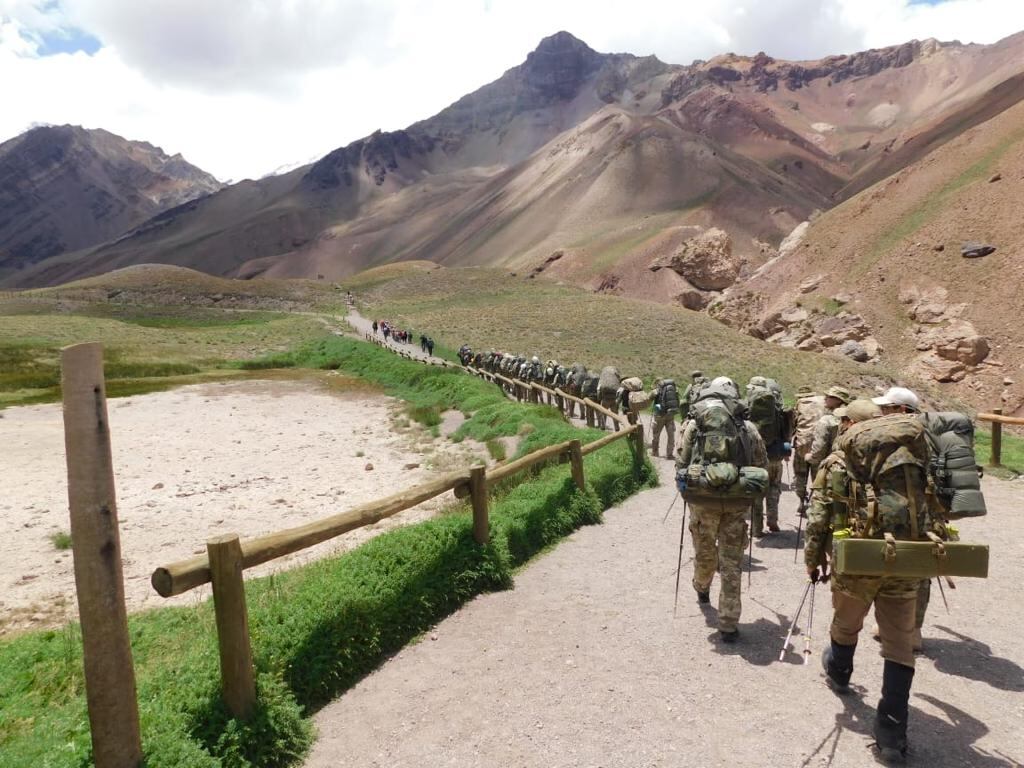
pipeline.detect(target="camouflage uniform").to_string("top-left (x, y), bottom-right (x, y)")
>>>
top-left (676, 418), bottom-right (768, 633)
top-left (806, 451), bottom-right (928, 669)
top-left (792, 393), bottom-right (825, 504)
top-left (651, 380), bottom-right (681, 457)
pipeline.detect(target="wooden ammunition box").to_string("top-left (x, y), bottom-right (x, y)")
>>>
top-left (833, 538), bottom-right (989, 578)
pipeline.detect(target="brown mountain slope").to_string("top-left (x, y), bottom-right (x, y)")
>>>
top-left (0, 125), bottom-right (221, 281)
top-left (8, 31), bottom-right (1024, 293)
top-left (717, 97), bottom-right (1024, 413)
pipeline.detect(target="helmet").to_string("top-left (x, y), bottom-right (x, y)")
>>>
top-left (531, 356), bottom-right (540, 364)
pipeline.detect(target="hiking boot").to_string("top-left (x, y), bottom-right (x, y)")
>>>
top-left (767, 522), bottom-right (781, 533)
top-left (911, 627), bottom-right (923, 653)
top-left (874, 660), bottom-right (915, 764)
top-left (753, 528), bottom-right (766, 539)
top-left (719, 628), bottom-right (739, 643)
top-left (821, 641), bottom-right (855, 694)
top-left (696, 590), bottom-right (710, 604)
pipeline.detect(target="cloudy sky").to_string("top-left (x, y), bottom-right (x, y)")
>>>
top-left (2, 0), bottom-right (1022, 181)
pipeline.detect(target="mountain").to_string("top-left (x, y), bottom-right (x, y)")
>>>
top-left (0, 125), bottom-right (221, 281)
top-left (8, 30), bottom-right (1024, 311)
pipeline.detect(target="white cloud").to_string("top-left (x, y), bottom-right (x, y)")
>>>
top-left (1, 0), bottom-right (1022, 181)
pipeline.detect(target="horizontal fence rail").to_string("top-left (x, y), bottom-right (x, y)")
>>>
top-left (977, 408), bottom-right (1021, 467)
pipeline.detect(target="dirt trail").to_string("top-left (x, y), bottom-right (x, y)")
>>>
top-left (307, 458), bottom-right (1024, 767)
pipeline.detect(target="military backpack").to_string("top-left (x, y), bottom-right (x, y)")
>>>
top-left (919, 412), bottom-right (987, 518)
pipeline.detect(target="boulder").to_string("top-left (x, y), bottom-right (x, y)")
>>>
top-left (676, 288), bottom-right (711, 311)
top-left (910, 302), bottom-right (948, 324)
top-left (780, 307), bottom-right (809, 325)
top-left (797, 337), bottom-right (822, 352)
top-left (916, 353), bottom-right (967, 383)
top-left (930, 321), bottom-right (990, 365)
top-left (961, 242), bottom-right (996, 258)
top-left (778, 221), bottom-right (809, 258)
top-left (837, 340), bottom-right (870, 362)
top-left (799, 274), bottom-right (823, 294)
top-left (666, 228), bottom-right (739, 290)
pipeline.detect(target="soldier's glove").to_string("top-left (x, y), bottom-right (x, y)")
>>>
top-left (675, 472), bottom-right (688, 495)
top-left (782, 441), bottom-right (793, 458)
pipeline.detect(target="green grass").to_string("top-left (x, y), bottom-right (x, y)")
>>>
top-left (975, 428), bottom-right (1024, 479)
top-left (1, 336), bottom-right (654, 768)
top-left (0, 309), bottom-right (329, 409)
top-left (348, 267), bottom-right (887, 400)
top-left (50, 531), bottom-right (72, 550)
top-left (486, 438), bottom-right (508, 461)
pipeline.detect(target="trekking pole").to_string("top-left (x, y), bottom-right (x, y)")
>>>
top-left (793, 507), bottom-right (804, 563)
top-left (937, 577), bottom-right (951, 614)
top-left (803, 581), bottom-right (817, 664)
top-left (662, 492), bottom-right (679, 523)
top-left (748, 504), bottom-right (755, 588)
top-left (672, 500), bottom-right (689, 618)
top-left (779, 580), bottom-right (812, 661)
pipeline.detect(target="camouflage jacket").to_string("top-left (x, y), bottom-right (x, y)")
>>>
top-left (806, 412), bottom-right (841, 467)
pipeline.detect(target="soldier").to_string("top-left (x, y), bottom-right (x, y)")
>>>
top-left (680, 370), bottom-right (707, 415)
top-left (792, 385), bottom-right (826, 514)
top-left (581, 371), bottom-right (601, 427)
top-left (650, 378), bottom-right (681, 457)
top-left (872, 386), bottom-right (929, 652)
top-left (805, 386), bottom-right (852, 472)
top-left (675, 376), bottom-right (768, 642)
top-left (597, 365), bottom-right (622, 431)
top-left (745, 376), bottom-right (791, 535)
top-left (805, 398), bottom-right (931, 763)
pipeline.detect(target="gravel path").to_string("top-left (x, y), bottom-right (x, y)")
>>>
top-left (306, 457), bottom-right (1024, 767)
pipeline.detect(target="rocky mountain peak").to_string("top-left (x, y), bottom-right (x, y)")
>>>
top-left (521, 31), bottom-right (605, 100)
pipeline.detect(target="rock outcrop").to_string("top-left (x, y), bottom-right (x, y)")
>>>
top-left (651, 228), bottom-right (738, 291)
top-left (900, 283), bottom-right (990, 381)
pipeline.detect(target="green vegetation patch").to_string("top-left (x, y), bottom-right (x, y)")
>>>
top-left (1, 337), bottom-right (654, 768)
top-left (349, 267), bottom-right (883, 398)
top-left (975, 428), bottom-right (1024, 479)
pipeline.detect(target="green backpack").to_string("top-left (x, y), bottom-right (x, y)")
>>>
top-left (919, 412), bottom-right (986, 518)
top-left (683, 395), bottom-right (764, 498)
top-left (746, 385), bottom-right (783, 447)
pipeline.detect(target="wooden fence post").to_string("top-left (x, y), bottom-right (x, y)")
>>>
top-left (469, 466), bottom-right (489, 544)
top-left (990, 407), bottom-right (1003, 467)
top-left (60, 343), bottom-right (143, 768)
top-left (207, 534), bottom-right (257, 720)
top-left (569, 439), bottom-right (586, 491)
top-left (632, 423), bottom-right (646, 462)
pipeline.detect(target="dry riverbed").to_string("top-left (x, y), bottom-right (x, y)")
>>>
top-left (0, 374), bottom-right (488, 635)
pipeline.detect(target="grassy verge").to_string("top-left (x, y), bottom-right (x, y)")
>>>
top-left (975, 428), bottom-right (1024, 479)
top-left (1, 336), bottom-right (655, 768)
top-left (347, 267), bottom-right (886, 399)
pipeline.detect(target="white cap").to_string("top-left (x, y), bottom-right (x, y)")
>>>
top-left (872, 386), bottom-right (920, 411)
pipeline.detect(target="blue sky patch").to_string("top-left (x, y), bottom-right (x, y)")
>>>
top-left (24, 26), bottom-right (102, 57)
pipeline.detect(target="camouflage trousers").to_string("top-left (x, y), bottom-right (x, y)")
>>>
top-left (651, 413), bottom-right (676, 457)
top-left (598, 392), bottom-right (619, 431)
top-left (916, 578), bottom-right (930, 630)
top-left (752, 458), bottom-right (783, 530)
top-left (792, 453), bottom-right (812, 503)
top-left (689, 500), bottom-right (749, 632)
top-left (831, 573), bottom-right (922, 668)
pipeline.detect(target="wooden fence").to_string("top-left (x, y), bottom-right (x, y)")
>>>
top-left (978, 408), bottom-right (1024, 467)
top-left (151, 337), bottom-right (642, 720)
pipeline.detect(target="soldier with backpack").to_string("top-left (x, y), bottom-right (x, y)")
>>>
top-left (675, 376), bottom-right (768, 643)
top-left (680, 370), bottom-right (707, 416)
top-left (581, 371), bottom-right (601, 427)
top-left (745, 376), bottom-right (793, 535)
top-left (805, 398), bottom-right (936, 763)
top-left (805, 386), bottom-right (852, 469)
top-left (792, 385), bottom-right (826, 514)
top-left (651, 378), bottom-right (681, 457)
top-left (597, 365), bottom-right (622, 431)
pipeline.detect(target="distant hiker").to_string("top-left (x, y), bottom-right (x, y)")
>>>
top-left (680, 370), bottom-right (707, 417)
top-left (426, 337), bottom-right (435, 356)
top-left (566, 363), bottom-right (587, 419)
top-left (597, 365), bottom-right (622, 430)
top-left (675, 376), bottom-right (767, 643)
top-left (745, 376), bottom-right (792, 536)
top-left (428, 336), bottom-right (436, 355)
top-left (650, 378), bottom-right (681, 457)
top-left (372, 320), bottom-right (379, 334)
top-left (383, 325), bottom-right (391, 341)
top-left (618, 376), bottom-right (648, 426)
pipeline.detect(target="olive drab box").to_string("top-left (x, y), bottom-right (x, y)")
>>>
top-left (833, 536), bottom-right (989, 579)
top-left (920, 411), bottom-right (987, 518)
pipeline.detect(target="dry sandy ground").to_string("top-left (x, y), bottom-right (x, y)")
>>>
top-left (307, 459), bottom-right (1024, 768)
top-left (0, 375), bottom-right (488, 635)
